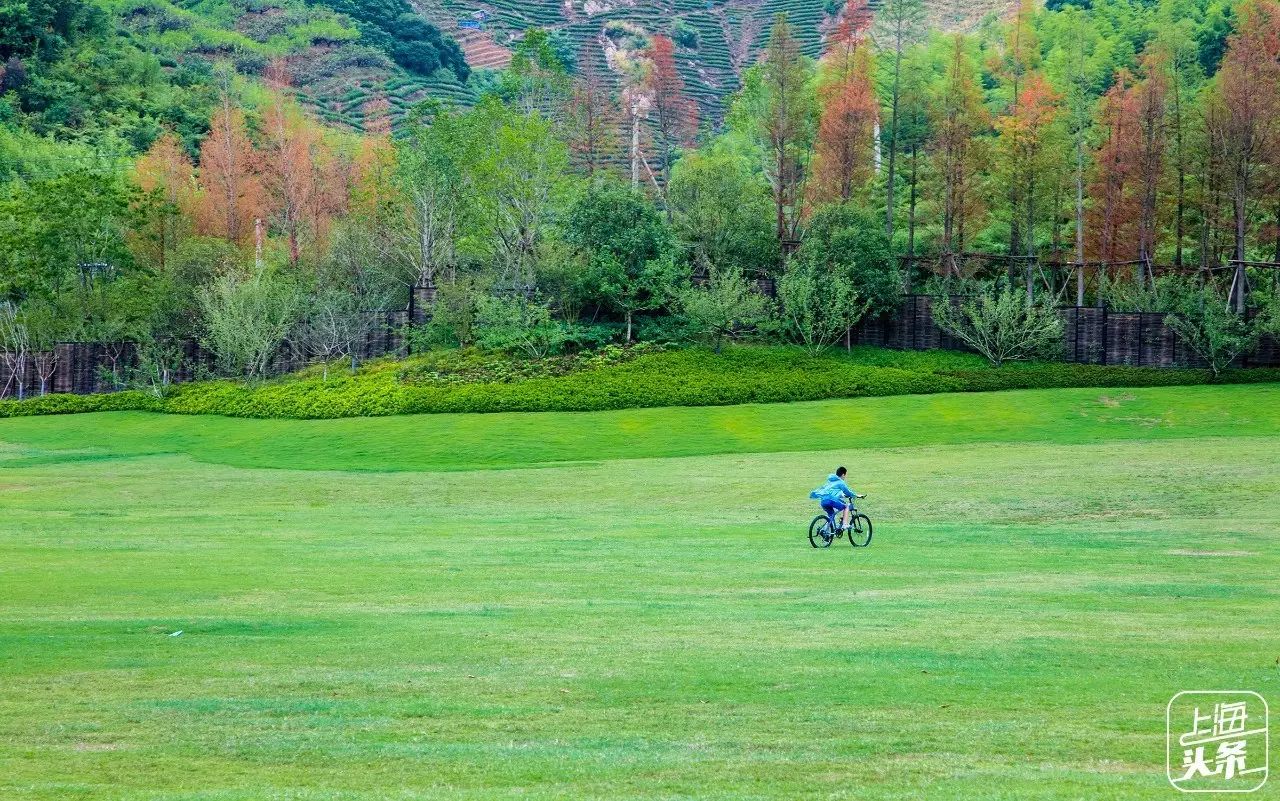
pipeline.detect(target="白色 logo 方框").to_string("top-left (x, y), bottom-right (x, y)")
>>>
top-left (1168, 691), bottom-right (1269, 793)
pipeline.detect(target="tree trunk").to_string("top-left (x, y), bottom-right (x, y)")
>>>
top-left (1234, 182), bottom-right (1247, 313)
top-left (1075, 126), bottom-right (1085, 307)
top-left (630, 109), bottom-right (641, 190)
top-left (885, 48), bottom-right (902, 239)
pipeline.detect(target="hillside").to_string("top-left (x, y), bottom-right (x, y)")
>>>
top-left (0, 0), bottom-right (1016, 172)
top-left (416, 0), bottom-right (1017, 121)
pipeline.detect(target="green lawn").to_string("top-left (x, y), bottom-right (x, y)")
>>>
top-left (1, 384), bottom-right (1278, 799)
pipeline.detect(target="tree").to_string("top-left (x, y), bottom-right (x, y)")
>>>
top-left (1087, 70), bottom-right (1141, 265)
top-left (567, 52), bottom-right (619, 178)
top-left (0, 171), bottom-right (138, 300)
top-left (393, 102), bottom-right (481, 300)
top-left (873, 0), bottom-right (926, 238)
top-left (778, 258), bottom-right (868, 353)
top-left (991, 0), bottom-right (1042, 259)
top-left (748, 14), bottom-right (817, 255)
top-left (931, 280), bottom-right (1063, 366)
top-left (292, 286), bottom-right (384, 380)
top-left (563, 183), bottom-right (674, 340)
top-left (469, 100), bottom-right (573, 295)
top-left (1165, 277), bottom-right (1264, 377)
top-left (500, 28), bottom-right (572, 118)
top-left (197, 91), bottom-right (264, 247)
top-left (1205, 0), bottom-right (1280, 311)
top-left (931, 35), bottom-right (988, 274)
top-left (1043, 6), bottom-right (1104, 304)
top-left (1152, 0), bottom-right (1207, 268)
top-left (197, 267), bottom-right (302, 380)
top-left (259, 76), bottom-right (346, 267)
top-left (133, 131), bottom-right (195, 273)
top-left (23, 299), bottom-right (67, 395)
top-left (667, 150), bottom-right (778, 277)
top-left (1135, 53), bottom-right (1170, 269)
top-left (994, 73), bottom-right (1060, 299)
top-left (0, 301), bottom-right (29, 400)
top-left (812, 5), bottom-right (878, 204)
top-left (645, 35), bottom-right (698, 196)
top-left (796, 203), bottom-right (900, 316)
top-left (675, 264), bottom-right (771, 352)
top-left (893, 50), bottom-right (932, 264)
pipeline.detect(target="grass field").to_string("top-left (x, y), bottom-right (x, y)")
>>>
top-left (1, 384), bottom-right (1278, 799)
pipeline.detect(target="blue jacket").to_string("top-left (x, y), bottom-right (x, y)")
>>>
top-left (810, 474), bottom-right (856, 504)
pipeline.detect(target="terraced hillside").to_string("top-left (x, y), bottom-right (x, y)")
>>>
top-left (412, 0), bottom-right (1017, 122)
top-left (95, 0), bottom-right (478, 134)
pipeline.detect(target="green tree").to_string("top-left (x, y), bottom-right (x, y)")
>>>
top-left (874, 0), bottom-right (927, 240)
top-left (794, 203), bottom-right (901, 316)
top-left (197, 267), bottom-right (302, 380)
top-left (777, 258), bottom-right (868, 354)
top-left (0, 171), bottom-right (138, 300)
top-left (931, 279), bottom-right (1063, 366)
top-left (564, 183), bottom-right (674, 340)
top-left (667, 150), bottom-right (777, 277)
top-left (674, 265), bottom-right (772, 353)
top-left (468, 99), bottom-right (573, 295)
top-left (728, 14), bottom-right (817, 256)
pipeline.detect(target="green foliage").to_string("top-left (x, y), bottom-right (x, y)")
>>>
top-left (2, 344), bottom-right (1276, 420)
top-left (473, 293), bottom-right (570, 358)
top-left (0, 0), bottom-right (102, 62)
top-left (931, 280), bottom-right (1065, 367)
top-left (675, 265), bottom-right (772, 353)
top-left (670, 18), bottom-right (700, 50)
top-left (197, 267), bottom-right (303, 379)
top-left (795, 204), bottom-right (901, 316)
top-left (1164, 277), bottom-right (1263, 378)
top-left (563, 182), bottom-right (675, 339)
top-left (777, 258), bottom-right (868, 354)
top-left (667, 150), bottom-right (777, 277)
top-left (0, 171), bottom-right (139, 300)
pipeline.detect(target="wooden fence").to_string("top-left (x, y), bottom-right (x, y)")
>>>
top-left (2, 296), bottom-right (1278, 399)
top-left (850, 295), bottom-right (1280, 368)
top-left (0, 310), bottom-right (410, 399)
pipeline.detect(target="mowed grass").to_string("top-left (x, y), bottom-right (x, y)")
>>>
top-left (0, 384), bottom-right (1278, 800)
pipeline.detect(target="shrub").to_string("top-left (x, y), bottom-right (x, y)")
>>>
top-left (473, 294), bottom-right (571, 358)
top-left (795, 203), bottom-right (900, 316)
top-left (675, 265), bottom-right (772, 353)
top-left (777, 259), bottom-right (868, 354)
top-left (931, 281), bottom-right (1064, 367)
top-left (197, 268), bottom-right (303, 380)
top-left (3, 344), bottom-right (1277, 421)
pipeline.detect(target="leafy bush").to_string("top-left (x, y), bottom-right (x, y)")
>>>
top-left (675, 265), bottom-right (772, 353)
top-left (795, 203), bottom-right (900, 316)
top-left (1164, 277), bottom-right (1274, 378)
top-left (2, 344), bottom-right (1276, 420)
top-left (777, 258), bottom-right (868, 354)
top-left (473, 294), bottom-right (571, 358)
top-left (931, 281), bottom-right (1064, 367)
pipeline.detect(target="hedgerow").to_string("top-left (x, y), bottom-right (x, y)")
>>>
top-left (0, 346), bottom-right (1276, 420)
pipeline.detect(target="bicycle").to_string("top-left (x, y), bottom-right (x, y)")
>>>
top-left (808, 496), bottom-right (872, 549)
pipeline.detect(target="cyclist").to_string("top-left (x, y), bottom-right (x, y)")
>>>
top-left (810, 466), bottom-right (865, 540)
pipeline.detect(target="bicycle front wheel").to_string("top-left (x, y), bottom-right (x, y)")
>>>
top-left (847, 514), bottom-right (873, 547)
top-left (808, 516), bottom-right (832, 548)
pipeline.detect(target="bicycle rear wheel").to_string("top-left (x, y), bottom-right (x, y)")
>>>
top-left (808, 516), bottom-right (833, 548)
top-left (847, 514), bottom-right (873, 547)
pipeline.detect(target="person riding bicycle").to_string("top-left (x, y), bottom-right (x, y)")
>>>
top-left (810, 466), bottom-right (865, 539)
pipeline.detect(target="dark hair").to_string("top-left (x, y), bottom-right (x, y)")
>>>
top-left (836, 466), bottom-right (847, 477)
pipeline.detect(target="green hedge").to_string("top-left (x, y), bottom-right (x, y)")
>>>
top-left (2, 346), bottom-right (1278, 420)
